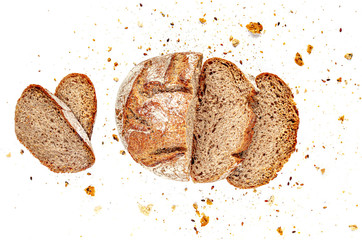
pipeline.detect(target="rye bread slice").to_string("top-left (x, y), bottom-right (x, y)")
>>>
top-left (227, 73), bottom-right (299, 188)
top-left (55, 73), bottom-right (97, 139)
top-left (15, 84), bottom-right (95, 173)
top-left (115, 52), bottom-right (203, 181)
top-left (190, 58), bottom-right (256, 183)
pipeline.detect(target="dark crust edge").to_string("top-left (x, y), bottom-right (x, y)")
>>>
top-left (15, 84), bottom-right (95, 173)
top-left (191, 57), bottom-right (257, 183)
top-left (227, 72), bottom-right (300, 189)
top-left (55, 73), bottom-right (97, 139)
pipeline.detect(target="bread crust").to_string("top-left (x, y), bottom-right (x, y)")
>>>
top-left (115, 52), bottom-right (203, 181)
top-left (15, 84), bottom-right (95, 173)
top-left (227, 73), bottom-right (299, 189)
top-left (55, 73), bottom-right (97, 138)
top-left (191, 58), bottom-right (257, 183)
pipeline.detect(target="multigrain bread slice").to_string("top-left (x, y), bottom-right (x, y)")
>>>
top-left (115, 52), bottom-right (203, 181)
top-left (55, 73), bottom-right (97, 139)
top-left (190, 58), bottom-right (257, 183)
top-left (15, 84), bottom-right (95, 173)
top-left (227, 73), bottom-right (299, 188)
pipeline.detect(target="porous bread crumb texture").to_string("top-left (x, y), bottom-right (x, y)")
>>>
top-left (15, 85), bottom-right (95, 173)
top-left (55, 73), bottom-right (97, 139)
top-left (227, 73), bottom-right (299, 189)
top-left (295, 52), bottom-right (304, 66)
top-left (191, 58), bottom-right (256, 183)
top-left (246, 22), bottom-right (263, 34)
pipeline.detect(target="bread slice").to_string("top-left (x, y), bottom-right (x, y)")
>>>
top-left (227, 73), bottom-right (299, 188)
top-left (115, 52), bottom-right (203, 181)
top-left (190, 58), bottom-right (256, 183)
top-left (15, 84), bottom-right (95, 173)
top-left (55, 73), bottom-right (97, 138)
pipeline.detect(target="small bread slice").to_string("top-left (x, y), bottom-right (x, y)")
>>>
top-left (227, 73), bottom-right (299, 188)
top-left (15, 84), bottom-right (95, 173)
top-left (190, 58), bottom-right (256, 183)
top-left (55, 73), bottom-right (97, 138)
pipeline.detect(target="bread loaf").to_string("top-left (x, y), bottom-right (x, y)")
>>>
top-left (55, 73), bottom-right (97, 139)
top-left (227, 73), bottom-right (299, 188)
top-left (190, 58), bottom-right (256, 183)
top-left (115, 52), bottom-right (203, 181)
top-left (15, 84), bottom-right (95, 173)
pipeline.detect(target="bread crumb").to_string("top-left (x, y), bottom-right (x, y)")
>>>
top-left (107, 58), bottom-right (111, 62)
top-left (344, 53), bottom-right (353, 60)
top-left (85, 186), bottom-right (95, 196)
top-left (337, 77), bottom-right (342, 82)
top-left (206, 198), bottom-right (213, 205)
top-left (193, 203), bottom-right (200, 217)
top-left (138, 203), bottom-right (153, 216)
top-left (94, 205), bottom-right (102, 213)
top-left (320, 168), bottom-right (326, 175)
top-left (200, 214), bottom-right (210, 227)
top-left (6, 152), bottom-right (11, 158)
top-left (268, 195), bottom-right (275, 206)
top-left (295, 52), bottom-right (304, 66)
top-left (338, 115), bottom-right (345, 123)
top-left (87, 172), bottom-right (91, 176)
top-left (229, 36), bottom-right (233, 41)
top-left (137, 21), bottom-right (143, 28)
top-left (120, 150), bottom-right (126, 155)
top-left (171, 205), bottom-right (176, 212)
top-left (307, 44), bottom-right (313, 54)
top-left (20, 149), bottom-right (24, 154)
top-left (246, 22), bottom-right (263, 34)
top-left (112, 134), bottom-right (119, 141)
top-left (277, 226), bottom-right (283, 235)
top-left (231, 38), bottom-right (240, 47)
top-left (113, 77), bottom-right (119, 82)
top-left (349, 225), bottom-right (358, 231)
top-left (199, 18), bottom-right (206, 24)
top-left (107, 47), bottom-right (112, 52)
top-left (65, 181), bottom-right (69, 187)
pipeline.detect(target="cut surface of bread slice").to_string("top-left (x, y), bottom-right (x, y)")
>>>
top-left (55, 73), bottom-right (97, 138)
top-left (227, 73), bottom-right (299, 189)
top-left (115, 52), bottom-right (203, 181)
top-left (15, 84), bottom-right (95, 173)
top-left (190, 58), bottom-right (256, 183)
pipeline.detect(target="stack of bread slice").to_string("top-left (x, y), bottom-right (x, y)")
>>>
top-left (115, 52), bottom-right (299, 188)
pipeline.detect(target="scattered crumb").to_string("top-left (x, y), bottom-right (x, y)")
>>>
top-left (337, 77), bottom-right (342, 82)
top-left (349, 225), bottom-right (358, 231)
top-left (107, 47), bottom-right (112, 52)
top-left (200, 214), bottom-right (210, 227)
top-left (277, 226), bottom-right (283, 235)
top-left (295, 52), bottom-right (304, 66)
top-left (171, 205), bottom-right (176, 212)
top-left (307, 44), bottom-right (313, 54)
top-left (65, 181), bottom-right (69, 187)
top-left (112, 134), bottom-right (119, 142)
top-left (338, 115), bottom-right (345, 123)
top-left (138, 203), bottom-right (153, 216)
top-left (113, 77), bottom-right (119, 82)
top-left (30, 176), bottom-right (32, 180)
top-left (268, 195), bottom-right (275, 206)
top-left (107, 58), bottom-right (111, 62)
top-left (114, 62), bottom-right (119, 67)
top-left (20, 149), bottom-right (24, 154)
top-left (85, 186), bottom-right (95, 196)
top-left (87, 172), bottom-right (91, 176)
top-left (320, 168), bottom-right (326, 175)
top-left (246, 22), bottom-right (263, 34)
top-left (193, 203), bottom-right (200, 217)
top-left (231, 38), bottom-right (240, 47)
top-left (344, 53), bottom-right (353, 60)
top-left (206, 198), bottom-right (213, 205)
top-left (120, 150), bottom-right (126, 155)
top-left (94, 205), bottom-right (102, 213)
top-left (194, 226), bottom-right (199, 234)
top-left (6, 152), bottom-right (11, 158)
top-left (229, 36), bottom-right (234, 41)
top-left (199, 18), bottom-right (206, 24)
top-left (137, 21), bottom-right (143, 28)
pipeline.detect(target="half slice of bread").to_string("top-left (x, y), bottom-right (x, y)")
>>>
top-left (55, 73), bottom-right (97, 139)
top-left (227, 73), bottom-right (299, 188)
top-left (15, 84), bottom-right (95, 173)
top-left (190, 58), bottom-right (256, 183)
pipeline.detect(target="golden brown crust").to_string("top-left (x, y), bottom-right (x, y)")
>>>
top-left (55, 73), bottom-right (97, 138)
top-left (227, 73), bottom-right (299, 189)
top-left (15, 84), bottom-right (95, 173)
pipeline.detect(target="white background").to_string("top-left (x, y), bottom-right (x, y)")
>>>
top-left (0, 0), bottom-right (361, 239)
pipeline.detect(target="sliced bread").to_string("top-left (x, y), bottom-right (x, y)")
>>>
top-left (227, 73), bottom-right (299, 188)
top-left (15, 84), bottom-right (95, 173)
top-left (115, 52), bottom-right (203, 181)
top-left (55, 73), bottom-right (97, 139)
top-left (190, 58), bottom-right (256, 183)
